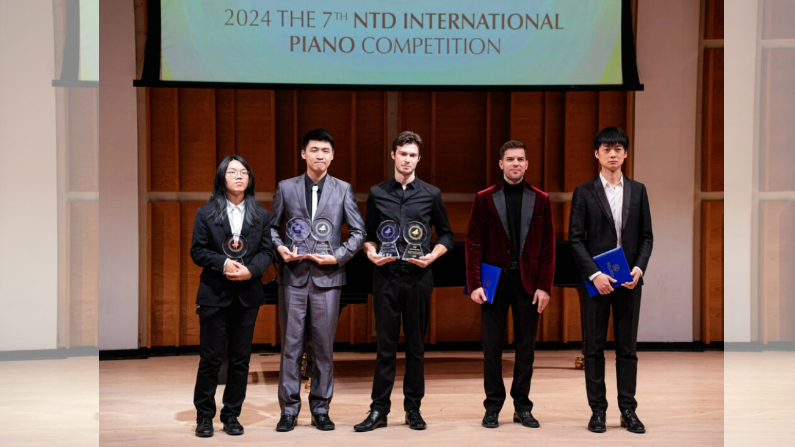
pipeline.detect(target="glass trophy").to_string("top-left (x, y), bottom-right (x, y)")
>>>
top-left (286, 217), bottom-right (311, 255)
top-left (223, 234), bottom-right (248, 264)
top-left (311, 217), bottom-right (334, 256)
top-left (401, 221), bottom-right (427, 260)
top-left (376, 220), bottom-right (400, 258)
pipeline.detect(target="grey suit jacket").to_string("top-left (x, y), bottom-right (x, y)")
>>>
top-left (270, 174), bottom-right (366, 288)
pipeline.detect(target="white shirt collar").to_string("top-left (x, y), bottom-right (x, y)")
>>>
top-left (599, 172), bottom-right (624, 190)
top-left (226, 200), bottom-right (245, 213)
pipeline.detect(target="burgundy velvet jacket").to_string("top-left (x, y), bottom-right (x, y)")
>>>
top-left (465, 181), bottom-right (555, 295)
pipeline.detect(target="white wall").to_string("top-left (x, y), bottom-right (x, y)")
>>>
top-left (723, 1), bottom-right (756, 343)
top-left (633, 0), bottom-right (700, 342)
top-left (0, 1), bottom-right (58, 351)
top-left (98, 0), bottom-right (139, 350)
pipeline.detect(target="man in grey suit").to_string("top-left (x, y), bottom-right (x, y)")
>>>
top-left (269, 128), bottom-right (366, 432)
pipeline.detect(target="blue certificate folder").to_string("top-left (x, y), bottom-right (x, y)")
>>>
top-left (584, 247), bottom-right (634, 297)
top-left (463, 263), bottom-right (502, 304)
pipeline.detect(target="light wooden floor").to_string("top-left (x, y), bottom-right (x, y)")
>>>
top-left (98, 350), bottom-right (725, 446)
top-left (0, 356), bottom-right (99, 447)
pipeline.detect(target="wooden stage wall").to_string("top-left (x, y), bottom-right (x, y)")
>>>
top-left (144, 89), bottom-right (719, 349)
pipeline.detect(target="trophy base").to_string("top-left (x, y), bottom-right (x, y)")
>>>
top-left (229, 257), bottom-right (244, 266)
top-left (378, 243), bottom-right (399, 259)
top-left (292, 242), bottom-right (310, 255)
top-left (312, 242), bottom-right (334, 256)
top-left (401, 245), bottom-right (424, 261)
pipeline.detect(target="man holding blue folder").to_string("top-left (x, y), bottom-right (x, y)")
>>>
top-left (569, 127), bottom-right (653, 434)
top-left (465, 140), bottom-right (555, 429)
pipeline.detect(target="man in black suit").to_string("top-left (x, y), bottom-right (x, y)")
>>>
top-left (568, 127), bottom-right (653, 434)
top-left (190, 155), bottom-right (274, 438)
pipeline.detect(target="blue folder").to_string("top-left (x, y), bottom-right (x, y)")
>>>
top-left (584, 247), bottom-right (634, 297)
top-left (463, 263), bottom-right (502, 304)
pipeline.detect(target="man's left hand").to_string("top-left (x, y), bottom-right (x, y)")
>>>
top-left (407, 253), bottom-right (436, 268)
top-left (622, 268), bottom-right (642, 289)
top-left (533, 289), bottom-right (550, 313)
top-left (226, 264), bottom-right (252, 281)
top-left (306, 254), bottom-right (338, 265)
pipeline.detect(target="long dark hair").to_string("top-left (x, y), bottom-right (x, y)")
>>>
top-left (208, 155), bottom-right (263, 226)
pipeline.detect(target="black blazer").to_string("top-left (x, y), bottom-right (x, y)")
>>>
top-left (569, 175), bottom-right (653, 286)
top-left (190, 202), bottom-right (275, 307)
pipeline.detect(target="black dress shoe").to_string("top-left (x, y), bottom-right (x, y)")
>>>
top-left (354, 410), bottom-right (388, 432)
top-left (311, 413), bottom-right (336, 431)
top-left (405, 409), bottom-right (426, 430)
top-left (276, 414), bottom-right (297, 432)
top-left (620, 409), bottom-right (646, 434)
top-left (588, 411), bottom-right (606, 433)
top-left (513, 411), bottom-right (540, 428)
top-left (195, 417), bottom-right (214, 437)
top-left (482, 410), bottom-right (499, 428)
top-left (222, 415), bottom-right (244, 435)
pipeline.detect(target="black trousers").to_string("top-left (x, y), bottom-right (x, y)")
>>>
top-left (578, 285), bottom-right (642, 413)
top-left (369, 263), bottom-right (433, 414)
top-left (193, 297), bottom-right (259, 421)
top-left (481, 270), bottom-right (540, 413)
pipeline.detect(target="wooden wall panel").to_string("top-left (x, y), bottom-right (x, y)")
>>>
top-left (701, 201), bottom-right (724, 343)
top-left (510, 92), bottom-right (545, 187)
top-left (298, 91), bottom-right (353, 183)
top-left (355, 91), bottom-right (387, 192)
top-left (761, 201), bottom-right (795, 342)
top-left (436, 92), bottom-right (487, 192)
top-left (435, 288), bottom-right (482, 342)
top-left (179, 202), bottom-right (203, 347)
top-left (444, 202), bottom-right (476, 241)
top-left (178, 89), bottom-right (216, 192)
top-left (760, 49), bottom-right (795, 192)
top-left (543, 92), bottom-right (565, 192)
top-left (149, 202), bottom-right (181, 347)
top-left (68, 202), bottom-right (98, 346)
top-left (702, 49), bottom-right (724, 192)
top-left (762, 0), bottom-right (795, 39)
top-left (215, 90), bottom-right (236, 164)
top-left (488, 92), bottom-right (511, 186)
top-left (274, 90), bottom-right (298, 182)
top-left (235, 90), bottom-right (276, 191)
top-left (399, 92), bottom-right (434, 183)
top-left (704, 0), bottom-right (724, 39)
top-left (564, 92), bottom-right (599, 191)
top-left (67, 88), bottom-right (98, 192)
top-left (149, 88), bottom-right (179, 191)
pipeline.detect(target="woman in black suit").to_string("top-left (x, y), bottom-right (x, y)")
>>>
top-left (190, 155), bottom-right (274, 438)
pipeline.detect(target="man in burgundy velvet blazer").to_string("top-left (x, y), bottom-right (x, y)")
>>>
top-left (465, 140), bottom-right (555, 429)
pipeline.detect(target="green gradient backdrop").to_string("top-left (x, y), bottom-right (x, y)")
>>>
top-left (161, 0), bottom-right (622, 86)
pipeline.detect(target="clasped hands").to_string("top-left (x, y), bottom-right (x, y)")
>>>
top-left (277, 245), bottom-right (338, 265)
top-left (223, 260), bottom-right (251, 280)
top-left (592, 268), bottom-right (641, 295)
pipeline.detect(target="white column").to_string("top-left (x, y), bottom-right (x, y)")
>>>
top-left (633, 0), bottom-right (700, 341)
top-left (98, 0), bottom-right (139, 350)
top-left (0, 1), bottom-right (58, 351)
top-left (724, 0), bottom-right (757, 343)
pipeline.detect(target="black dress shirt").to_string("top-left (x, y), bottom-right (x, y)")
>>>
top-left (365, 177), bottom-right (454, 258)
top-left (304, 172), bottom-right (327, 218)
top-left (503, 179), bottom-right (524, 262)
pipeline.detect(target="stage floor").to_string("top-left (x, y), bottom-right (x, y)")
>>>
top-left (97, 350), bottom-right (725, 446)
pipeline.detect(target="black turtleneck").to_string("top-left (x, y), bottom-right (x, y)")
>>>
top-left (503, 179), bottom-right (524, 262)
